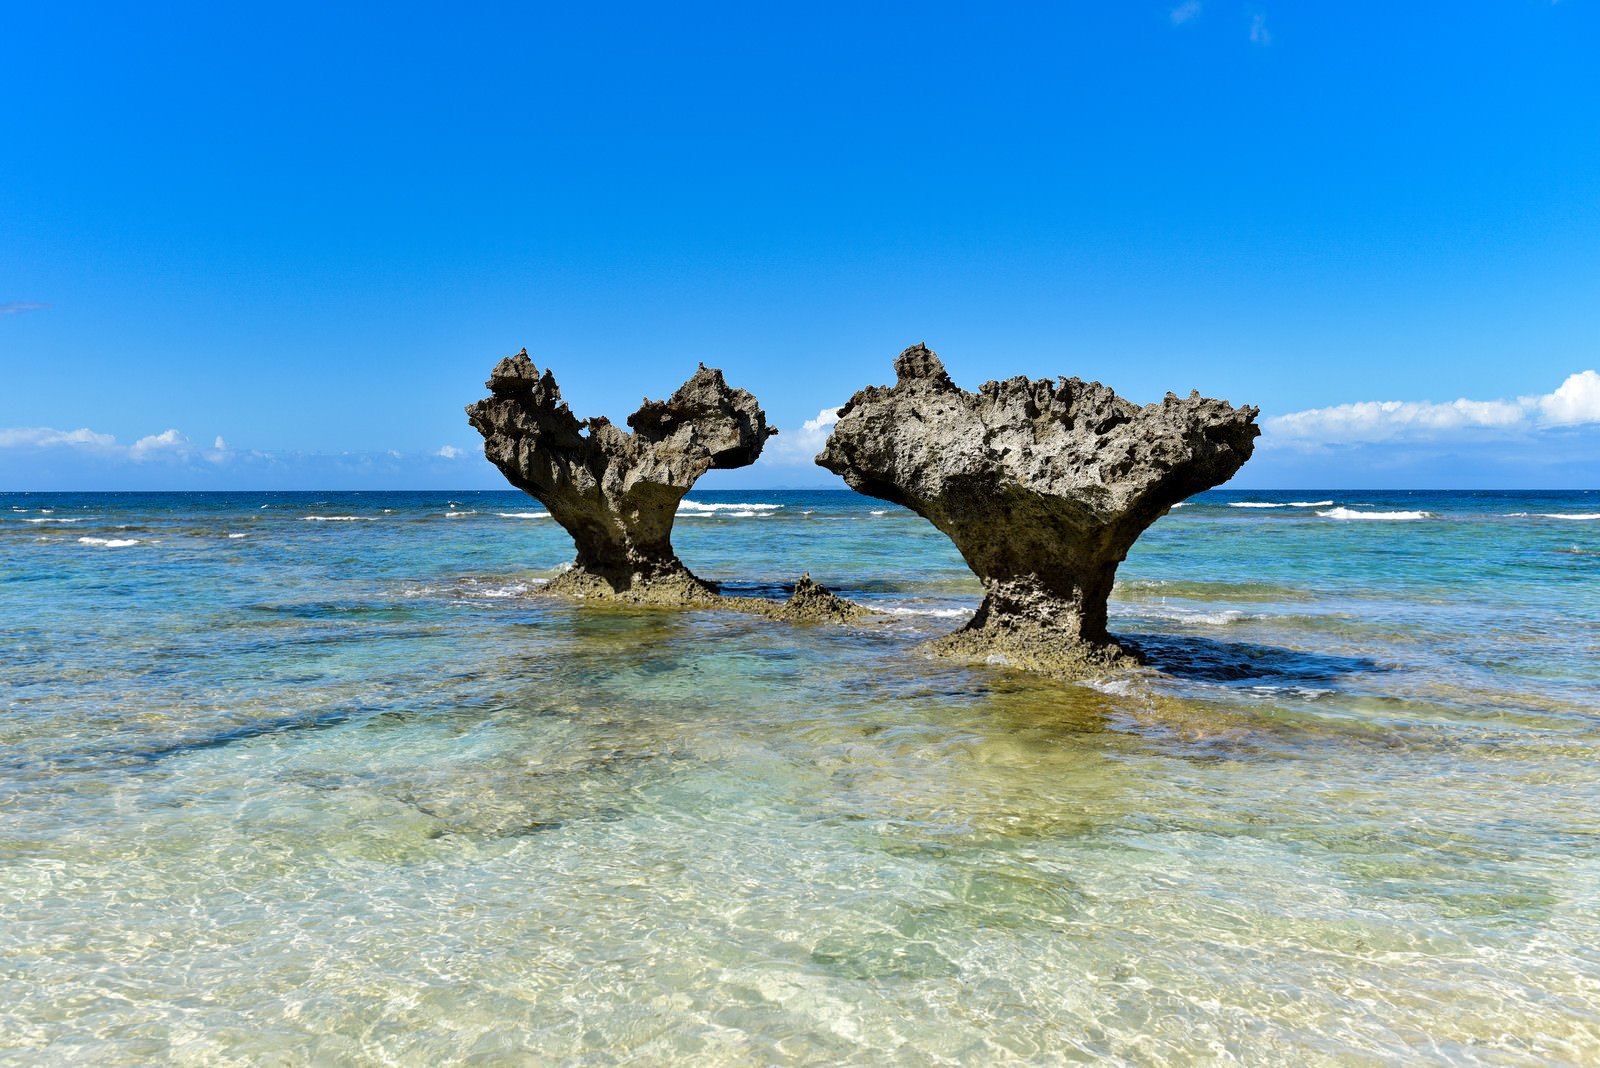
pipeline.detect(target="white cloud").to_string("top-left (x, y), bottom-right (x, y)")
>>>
top-left (760, 406), bottom-right (843, 465)
top-left (0, 426), bottom-right (116, 449)
top-left (1537, 369), bottom-right (1600, 425)
top-left (129, 429), bottom-right (192, 458)
top-left (1265, 370), bottom-right (1600, 445)
top-left (0, 301), bottom-right (50, 316)
top-left (0, 424), bottom-right (503, 489)
top-left (1250, 13), bottom-right (1271, 45)
top-left (1170, 1), bottom-right (1201, 25)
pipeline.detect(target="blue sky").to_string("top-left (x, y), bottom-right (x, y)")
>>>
top-left (3, 1), bottom-right (1597, 490)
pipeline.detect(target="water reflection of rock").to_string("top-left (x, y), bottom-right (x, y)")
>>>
top-left (818, 344), bottom-right (1259, 678)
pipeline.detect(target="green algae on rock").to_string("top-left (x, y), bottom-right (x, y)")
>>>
top-left (817, 343), bottom-right (1259, 679)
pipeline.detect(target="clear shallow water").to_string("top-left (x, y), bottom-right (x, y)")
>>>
top-left (3, 488), bottom-right (1599, 1066)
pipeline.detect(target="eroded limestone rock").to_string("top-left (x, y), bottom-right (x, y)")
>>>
top-left (466, 349), bottom-right (772, 601)
top-left (816, 344), bottom-right (1259, 676)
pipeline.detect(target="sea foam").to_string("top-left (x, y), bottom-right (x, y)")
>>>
top-left (676, 501), bottom-right (783, 514)
top-left (79, 536), bottom-right (139, 547)
top-left (495, 512), bottom-right (551, 518)
top-left (1317, 507), bottom-right (1431, 520)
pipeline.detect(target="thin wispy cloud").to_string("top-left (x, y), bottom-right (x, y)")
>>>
top-left (0, 301), bottom-right (51, 316)
top-left (1249, 13), bottom-right (1272, 45)
top-left (0, 427), bottom-right (116, 449)
top-left (0, 423), bottom-right (493, 489)
top-left (1264, 370), bottom-right (1600, 445)
top-left (1170, 2), bottom-right (1202, 26)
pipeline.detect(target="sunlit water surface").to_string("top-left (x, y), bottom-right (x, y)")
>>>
top-left (3, 489), bottom-right (1598, 1066)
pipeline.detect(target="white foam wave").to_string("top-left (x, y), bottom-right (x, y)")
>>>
top-left (1535, 513), bottom-right (1600, 521)
top-left (870, 510), bottom-right (889, 516)
top-left (23, 517), bottom-right (86, 523)
top-left (227, 533), bottom-right (249, 539)
top-left (1289, 500), bottom-right (1335, 507)
top-left (883, 605), bottom-right (972, 619)
top-left (1081, 677), bottom-right (1139, 696)
top-left (1316, 508), bottom-right (1431, 520)
top-left (78, 536), bottom-right (139, 547)
top-left (301, 516), bottom-right (376, 522)
top-left (441, 510), bottom-right (478, 518)
top-left (1170, 502), bottom-right (1187, 508)
top-left (1229, 502), bottom-right (1288, 508)
top-left (1133, 606), bottom-right (1245, 625)
top-left (465, 582), bottom-right (534, 598)
top-left (676, 500), bottom-right (783, 514)
top-left (495, 512), bottom-right (551, 518)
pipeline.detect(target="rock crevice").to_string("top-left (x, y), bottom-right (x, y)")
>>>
top-left (816, 343), bottom-right (1259, 675)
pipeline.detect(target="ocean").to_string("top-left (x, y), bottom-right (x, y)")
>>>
top-left (3, 488), bottom-right (1598, 1065)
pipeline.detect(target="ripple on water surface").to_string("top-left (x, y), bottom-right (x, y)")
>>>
top-left (1, 489), bottom-right (1598, 1066)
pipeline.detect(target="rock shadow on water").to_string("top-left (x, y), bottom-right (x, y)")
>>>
top-left (1120, 632), bottom-right (1383, 685)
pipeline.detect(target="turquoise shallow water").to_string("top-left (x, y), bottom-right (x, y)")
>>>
top-left (3, 488), bottom-right (1599, 1066)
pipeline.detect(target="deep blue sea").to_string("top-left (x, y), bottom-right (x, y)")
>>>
top-left (3, 488), bottom-right (1599, 1065)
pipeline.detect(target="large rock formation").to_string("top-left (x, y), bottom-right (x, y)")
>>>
top-left (817, 344), bottom-right (1259, 676)
top-left (466, 349), bottom-right (773, 601)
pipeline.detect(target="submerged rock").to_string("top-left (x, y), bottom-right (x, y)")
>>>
top-left (817, 344), bottom-right (1259, 677)
top-left (466, 349), bottom-right (773, 601)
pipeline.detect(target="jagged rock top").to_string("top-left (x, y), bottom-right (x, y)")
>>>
top-left (822, 343), bottom-right (1259, 527)
top-left (478, 349), bottom-right (772, 475)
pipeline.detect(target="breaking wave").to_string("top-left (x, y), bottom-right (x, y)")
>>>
top-left (1316, 508), bottom-right (1431, 520)
top-left (78, 536), bottom-right (139, 547)
top-left (882, 605), bottom-right (972, 620)
top-left (676, 501), bottom-right (783, 514)
top-left (495, 512), bottom-right (551, 519)
top-left (301, 516), bottom-right (376, 522)
top-left (1124, 605), bottom-right (1248, 625)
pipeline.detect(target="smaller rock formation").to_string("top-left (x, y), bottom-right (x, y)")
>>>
top-left (466, 350), bottom-right (866, 623)
top-left (770, 573), bottom-right (865, 623)
top-left (817, 344), bottom-right (1260, 677)
top-left (466, 349), bottom-right (772, 602)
